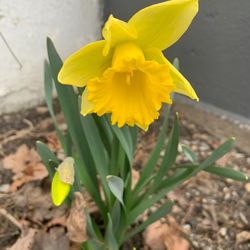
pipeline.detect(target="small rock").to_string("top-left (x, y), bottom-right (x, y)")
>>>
top-left (246, 158), bottom-right (250, 165)
top-left (219, 227), bottom-right (227, 237)
top-left (239, 213), bottom-right (249, 225)
top-left (36, 106), bottom-right (48, 114)
top-left (200, 143), bottom-right (210, 151)
top-left (0, 184), bottom-right (10, 192)
top-left (245, 183), bottom-right (250, 193)
top-left (172, 205), bottom-right (182, 214)
top-left (224, 193), bottom-right (231, 200)
top-left (192, 241), bottom-right (199, 248)
top-left (182, 224), bottom-right (191, 233)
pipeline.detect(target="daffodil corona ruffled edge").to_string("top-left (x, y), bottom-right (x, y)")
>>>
top-left (58, 0), bottom-right (199, 130)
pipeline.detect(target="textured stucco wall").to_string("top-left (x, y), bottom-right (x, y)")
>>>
top-left (0, 0), bottom-right (102, 114)
top-left (106, 0), bottom-right (250, 119)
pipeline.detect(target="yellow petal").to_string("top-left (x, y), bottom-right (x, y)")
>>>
top-left (81, 88), bottom-right (94, 116)
top-left (165, 57), bottom-right (199, 101)
top-left (51, 171), bottom-right (71, 206)
top-left (102, 15), bottom-right (137, 56)
top-left (87, 43), bottom-right (175, 129)
top-left (145, 48), bottom-right (199, 101)
top-left (128, 0), bottom-right (198, 50)
top-left (58, 40), bottom-right (112, 87)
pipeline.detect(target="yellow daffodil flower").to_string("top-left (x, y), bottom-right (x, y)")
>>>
top-left (51, 157), bottom-right (75, 206)
top-left (58, 0), bottom-right (199, 130)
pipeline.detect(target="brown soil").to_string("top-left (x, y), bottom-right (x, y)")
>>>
top-left (0, 101), bottom-right (250, 250)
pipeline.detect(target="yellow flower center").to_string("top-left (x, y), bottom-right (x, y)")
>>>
top-left (86, 42), bottom-right (175, 130)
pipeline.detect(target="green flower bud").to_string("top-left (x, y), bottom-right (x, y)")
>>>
top-left (51, 157), bottom-right (75, 206)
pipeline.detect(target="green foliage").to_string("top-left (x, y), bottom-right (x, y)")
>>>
top-left (37, 38), bottom-right (248, 250)
top-left (107, 175), bottom-right (125, 206)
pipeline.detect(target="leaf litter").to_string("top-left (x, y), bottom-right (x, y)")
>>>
top-left (1, 102), bottom-right (250, 249)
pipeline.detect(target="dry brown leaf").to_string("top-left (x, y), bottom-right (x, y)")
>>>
top-left (236, 231), bottom-right (250, 245)
top-left (167, 191), bottom-right (188, 208)
top-left (245, 183), bottom-right (250, 193)
top-left (46, 214), bottom-right (68, 230)
top-left (70, 242), bottom-right (82, 250)
top-left (66, 192), bottom-right (88, 243)
top-left (216, 154), bottom-right (230, 166)
top-left (132, 169), bottom-right (140, 190)
top-left (0, 208), bottom-right (23, 233)
top-left (82, 190), bottom-right (98, 214)
top-left (144, 217), bottom-right (189, 250)
top-left (2, 144), bottom-right (48, 191)
top-left (143, 221), bottom-right (166, 250)
top-left (33, 227), bottom-right (69, 250)
top-left (46, 132), bottom-right (61, 152)
top-left (7, 228), bottom-right (37, 250)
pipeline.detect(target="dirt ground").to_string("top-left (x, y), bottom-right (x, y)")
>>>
top-left (0, 101), bottom-right (250, 250)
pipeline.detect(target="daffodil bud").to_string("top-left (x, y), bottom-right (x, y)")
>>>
top-left (51, 157), bottom-right (75, 206)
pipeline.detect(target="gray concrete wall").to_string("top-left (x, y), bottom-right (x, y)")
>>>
top-left (106, 0), bottom-right (250, 119)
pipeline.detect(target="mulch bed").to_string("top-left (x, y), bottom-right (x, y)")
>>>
top-left (0, 101), bottom-right (250, 249)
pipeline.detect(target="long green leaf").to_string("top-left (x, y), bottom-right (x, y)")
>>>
top-left (46, 37), bottom-right (106, 216)
top-left (44, 60), bottom-right (66, 151)
top-left (107, 175), bottom-right (124, 206)
top-left (128, 168), bottom-right (192, 223)
top-left (111, 124), bottom-right (134, 165)
top-left (79, 106), bottom-right (108, 173)
top-left (205, 165), bottom-right (248, 182)
top-left (177, 163), bottom-right (248, 182)
top-left (130, 126), bottom-right (138, 154)
top-left (47, 37), bottom-right (95, 180)
top-left (105, 214), bottom-right (119, 250)
top-left (36, 141), bottom-right (59, 178)
top-left (129, 138), bottom-right (236, 223)
top-left (132, 138), bottom-right (236, 220)
top-left (153, 113), bottom-right (179, 183)
top-left (131, 113), bottom-right (179, 206)
top-left (110, 200), bottom-right (121, 235)
top-left (133, 106), bottom-right (170, 196)
top-left (198, 138), bottom-right (235, 171)
top-left (79, 108), bottom-right (111, 204)
top-left (85, 208), bottom-right (103, 241)
top-left (180, 144), bottom-right (197, 163)
top-left (126, 200), bottom-right (174, 238)
top-left (93, 114), bottom-right (113, 155)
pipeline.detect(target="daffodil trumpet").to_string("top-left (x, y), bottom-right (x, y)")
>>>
top-left (58, 0), bottom-right (199, 130)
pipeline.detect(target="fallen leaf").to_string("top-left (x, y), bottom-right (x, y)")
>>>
top-left (66, 192), bottom-right (88, 243)
top-left (13, 183), bottom-right (66, 223)
top-left (46, 132), bottom-right (61, 152)
top-left (0, 208), bottom-right (23, 232)
top-left (46, 214), bottom-right (67, 230)
top-left (132, 169), bottom-right (140, 190)
top-left (2, 144), bottom-right (48, 191)
top-left (216, 154), bottom-right (230, 166)
top-left (143, 221), bottom-right (166, 250)
top-left (245, 183), bottom-right (250, 193)
top-left (168, 191), bottom-right (188, 208)
top-left (82, 190), bottom-right (98, 214)
top-left (33, 227), bottom-right (69, 250)
top-left (236, 231), bottom-right (250, 245)
top-left (70, 242), bottom-right (82, 250)
top-left (7, 228), bottom-right (37, 250)
top-left (144, 216), bottom-right (189, 250)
